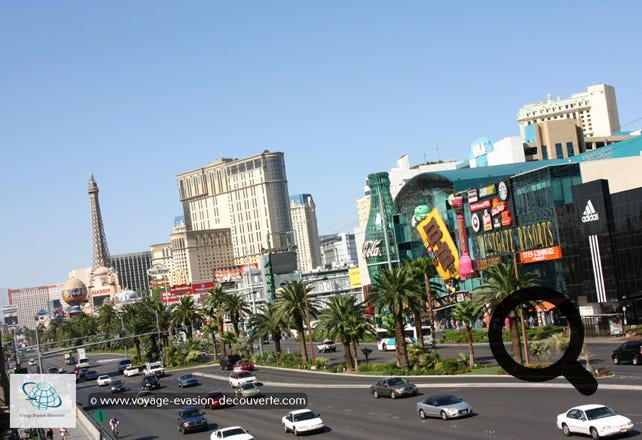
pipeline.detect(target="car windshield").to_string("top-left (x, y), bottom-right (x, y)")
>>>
top-left (585, 406), bottom-right (617, 420)
top-left (222, 428), bottom-right (246, 437)
top-left (181, 408), bottom-right (201, 418)
top-left (239, 372), bottom-right (253, 378)
top-left (293, 411), bottom-right (317, 422)
top-left (112, 380), bottom-right (122, 386)
top-left (387, 378), bottom-right (407, 386)
top-left (433, 396), bottom-right (461, 406)
top-left (181, 375), bottom-right (193, 379)
top-left (241, 383), bottom-right (255, 389)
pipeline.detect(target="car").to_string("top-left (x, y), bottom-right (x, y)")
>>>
top-left (210, 426), bottom-right (253, 440)
top-left (118, 359), bottom-right (133, 373)
top-left (64, 355), bottom-right (76, 365)
top-left (110, 379), bottom-right (126, 394)
top-left (141, 374), bottom-right (161, 390)
top-left (229, 371), bottom-right (257, 388)
top-left (220, 354), bottom-right (242, 370)
top-left (177, 373), bottom-right (199, 388)
top-left (205, 390), bottom-right (231, 410)
top-left (416, 394), bottom-right (473, 420)
top-left (370, 377), bottom-right (418, 399)
top-left (57, 369), bottom-right (69, 374)
top-left (76, 358), bottom-right (90, 368)
top-left (317, 339), bottom-right (337, 353)
top-left (47, 367), bottom-right (59, 374)
top-left (235, 382), bottom-right (261, 398)
top-left (611, 340), bottom-right (642, 365)
top-left (76, 367), bottom-right (88, 378)
top-left (84, 370), bottom-right (98, 380)
top-left (144, 361), bottom-right (165, 377)
top-left (556, 404), bottom-right (634, 439)
top-left (97, 375), bottom-right (112, 386)
top-left (282, 409), bottom-right (324, 436)
top-left (233, 359), bottom-right (255, 371)
top-left (28, 359), bottom-right (37, 366)
top-left (177, 406), bottom-right (208, 434)
top-left (123, 365), bottom-right (141, 377)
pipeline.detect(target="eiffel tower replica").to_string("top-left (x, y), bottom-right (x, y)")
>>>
top-left (87, 172), bottom-right (119, 312)
top-left (88, 172), bottom-right (111, 270)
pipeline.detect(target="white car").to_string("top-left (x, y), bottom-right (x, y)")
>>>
top-left (28, 359), bottom-right (37, 366)
top-left (97, 375), bottom-right (112, 386)
top-left (210, 426), bottom-right (254, 440)
top-left (229, 371), bottom-right (256, 388)
top-left (76, 358), bottom-right (90, 368)
top-left (556, 404), bottom-right (634, 439)
top-left (282, 409), bottom-right (324, 436)
top-left (123, 365), bottom-right (140, 377)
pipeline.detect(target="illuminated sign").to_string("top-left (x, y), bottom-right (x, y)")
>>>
top-left (479, 184), bottom-right (496, 198)
top-left (362, 239), bottom-right (383, 258)
top-left (470, 200), bottom-right (491, 212)
top-left (520, 246), bottom-right (563, 264)
top-left (416, 208), bottom-right (459, 280)
top-left (467, 189), bottom-right (478, 203)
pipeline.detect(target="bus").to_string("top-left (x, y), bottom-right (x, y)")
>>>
top-left (376, 325), bottom-right (433, 351)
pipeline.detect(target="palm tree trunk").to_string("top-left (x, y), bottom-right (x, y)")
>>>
top-left (509, 311), bottom-right (523, 364)
top-left (297, 323), bottom-right (309, 363)
top-left (413, 310), bottom-right (424, 350)
top-left (343, 340), bottom-right (354, 372)
top-left (351, 340), bottom-right (359, 371)
top-left (394, 311), bottom-right (410, 370)
top-left (217, 318), bottom-right (226, 357)
top-left (424, 274), bottom-right (436, 337)
top-left (465, 325), bottom-right (475, 369)
top-left (211, 333), bottom-right (218, 357)
top-left (273, 331), bottom-right (282, 353)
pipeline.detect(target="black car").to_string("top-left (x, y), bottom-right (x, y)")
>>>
top-left (141, 374), bottom-right (161, 390)
top-left (611, 340), bottom-right (642, 365)
top-left (220, 354), bottom-right (241, 370)
top-left (177, 406), bottom-right (208, 434)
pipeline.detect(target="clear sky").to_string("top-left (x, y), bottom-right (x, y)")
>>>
top-left (1, 1), bottom-right (641, 289)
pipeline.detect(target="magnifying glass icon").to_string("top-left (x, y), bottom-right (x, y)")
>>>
top-left (488, 286), bottom-right (598, 396)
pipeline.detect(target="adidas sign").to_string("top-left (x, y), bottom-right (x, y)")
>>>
top-left (581, 200), bottom-right (599, 223)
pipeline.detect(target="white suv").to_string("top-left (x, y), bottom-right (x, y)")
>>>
top-left (97, 375), bottom-right (112, 386)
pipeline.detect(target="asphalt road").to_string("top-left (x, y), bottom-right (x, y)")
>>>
top-left (32, 339), bottom-right (642, 440)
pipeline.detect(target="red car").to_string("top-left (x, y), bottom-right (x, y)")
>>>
top-left (234, 359), bottom-right (254, 371)
top-left (205, 390), bottom-right (231, 409)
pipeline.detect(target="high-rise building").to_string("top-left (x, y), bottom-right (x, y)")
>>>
top-left (177, 151), bottom-right (293, 272)
top-left (8, 285), bottom-right (61, 329)
top-left (517, 84), bottom-right (621, 140)
top-left (290, 194), bottom-right (322, 273)
top-left (169, 228), bottom-right (235, 284)
top-left (111, 251), bottom-right (153, 293)
top-left (320, 233), bottom-right (358, 269)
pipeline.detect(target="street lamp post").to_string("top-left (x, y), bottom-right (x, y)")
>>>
top-left (304, 286), bottom-right (316, 365)
top-left (34, 317), bottom-right (44, 374)
top-left (513, 252), bottom-right (531, 365)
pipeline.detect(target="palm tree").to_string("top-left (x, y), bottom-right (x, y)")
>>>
top-left (141, 295), bottom-right (171, 349)
top-left (121, 303), bottom-right (154, 362)
top-left (450, 298), bottom-right (485, 368)
top-left (273, 281), bottom-right (319, 363)
top-left (248, 302), bottom-right (286, 353)
top-left (367, 266), bottom-right (423, 370)
top-left (474, 262), bottom-right (538, 365)
top-left (170, 296), bottom-right (203, 340)
top-left (203, 286), bottom-right (228, 356)
top-left (202, 322), bottom-right (219, 357)
top-left (406, 256), bottom-right (440, 346)
top-left (222, 293), bottom-right (251, 336)
top-left (346, 313), bottom-right (374, 371)
top-left (97, 302), bottom-right (118, 349)
top-left (315, 295), bottom-right (365, 372)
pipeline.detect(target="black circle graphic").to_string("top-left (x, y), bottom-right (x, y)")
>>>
top-left (488, 286), bottom-right (597, 396)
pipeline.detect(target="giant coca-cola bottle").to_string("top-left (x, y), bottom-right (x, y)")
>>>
top-left (363, 172), bottom-right (399, 284)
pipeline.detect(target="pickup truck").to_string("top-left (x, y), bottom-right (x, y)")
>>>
top-left (144, 361), bottom-right (165, 377)
top-left (317, 339), bottom-right (337, 353)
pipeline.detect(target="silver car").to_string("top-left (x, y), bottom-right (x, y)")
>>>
top-left (416, 394), bottom-right (472, 420)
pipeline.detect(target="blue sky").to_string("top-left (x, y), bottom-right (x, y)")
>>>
top-left (1, 1), bottom-right (641, 289)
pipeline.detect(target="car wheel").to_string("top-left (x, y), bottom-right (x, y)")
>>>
top-left (612, 356), bottom-right (620, 365)
top-left (293, 427), bottom-right (299, 436)
top-left (373, 390), bottom-right (379, 399)
top-left (390, 391), bottom-right (396, 399)
top-left (283, 424), bottom-right (288, 433)
top-left (561, 423), bottom-right (571, 436)
top-left (419, 409), bottom-right (427, 419)
top-left (381, 343), bottom-right (387, 351)
top-left (590, 427), bottom-right (599, 439)
top-left (440, 411), bottom-right (448, 421)
top-left (633, 356), bottom-right (640, 366)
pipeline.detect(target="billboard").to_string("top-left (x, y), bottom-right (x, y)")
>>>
top-left (416, 207), bottom-right (460, 281)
